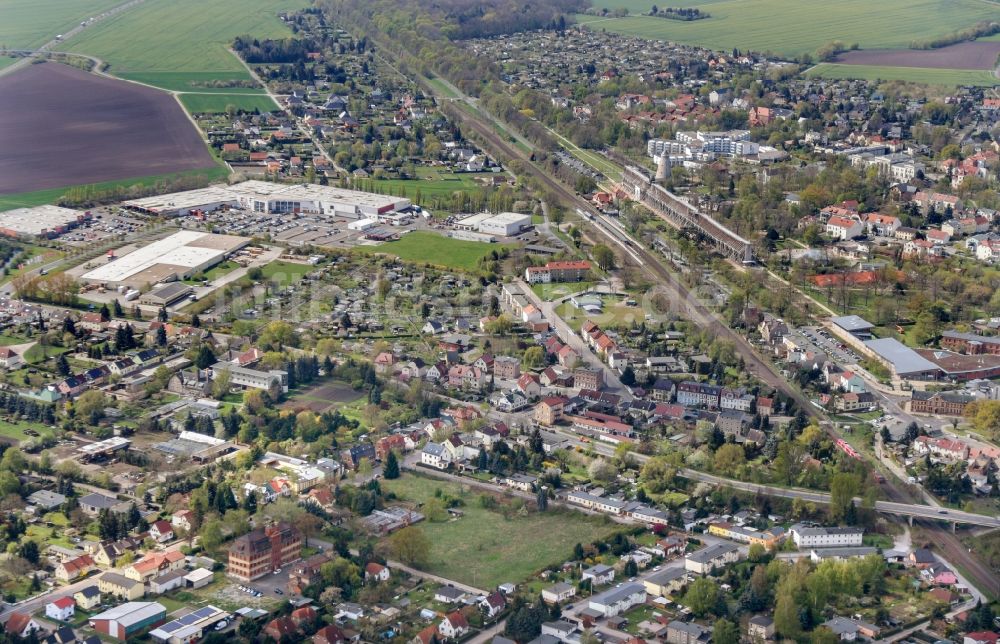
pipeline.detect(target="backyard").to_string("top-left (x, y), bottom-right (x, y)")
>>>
top-left (380, 473), bottom-right (623, 588)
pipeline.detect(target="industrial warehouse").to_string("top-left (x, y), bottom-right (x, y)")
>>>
top-left (122, 180), bottom-right (411, 219)
top-left (80, 230), bottom-right (250, 289)
top-left (0, 204), bottom-right (91, 238)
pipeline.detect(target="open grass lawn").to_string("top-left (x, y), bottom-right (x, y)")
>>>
top-left (184, 259), bottom-right (240, 283)
top-left (0, 57), bottom-right (17, 71)
top-left (0, 334), bottom-right (30, 346)
top-left (24, 343), bottom-right (70, 364)
top-left (370, 174), bottom-right (483, 201)
top-left (179, 93), bottom-right (278, 114)
top-left (382, 474), bottom-right (622, 588)
top-left (576, 0), bottom-right (999, 58)
top-left (806, 63), bottom-right (998, 87)
top-left (0, 419), bottom-right (54, 443)
top-left (0, 165), bottom-right (230, 212)
top-left (259, 260), bottom-right (313, 286)
top-left (359, 231), bottom-right (516, 272)
top-left (64, 0), bottom-right (309, 91)
top-left (531, 281), bottom-right (598, 301)
top-left (0, 0), bottom-right (122, 50)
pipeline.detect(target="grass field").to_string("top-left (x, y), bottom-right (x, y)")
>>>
top-left (576, 0), bottom-right (1000, 57)
top-left (0, 0), bottom-right (122, 50)
top-left (64, 0), bottom-right (309, 91)
top-left (369, 167), bottom-right (483, 200)
top-left (0, 164), bottom-right (230, 212)
top-left (381, 473), bottom-right (622, 587)
top-left (259, 260), bottom-right (314, 286)
top-left (359, 231), bottom-right (516, 272)
top-left (806, 63), bottom-right (998, 86)
top-left (0, 419), bottom-right (55, 443)
top-left (0, 57), bottom-right (17, 70)
top-left (179, 93), bottom-right (278, 114)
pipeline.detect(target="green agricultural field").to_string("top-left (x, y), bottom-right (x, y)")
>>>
top-left (806, 63), bottom-right (999, 87)
top-left (359, 231), bottom-right (516, 272)
top-left (577, 0), bottom-right (999, 57)
top-left (63, 0), bottom-right (309, 91)
top-left (0, 165), bottom-right (230, 212)
top-left (179, 93), bottom-right (278, 114)
top-left (0, 0), bottom-right (122, 50)
top-left (381, 474), bottom-right (622, 588)
top-left (0, 57), bottom-right (17, 71)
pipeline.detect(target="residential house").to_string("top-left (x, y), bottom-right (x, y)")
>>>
top-left (98, 572), bottom-right (145, 601)
top-left (541, 582), bottom-right (576, 604)
top-left (46, 596), bottom-right (76, 622)
top-left (643, 567), bottom-right (688, 597)
top-left (582, 564), bottom-right (615, 586)
top-left (748, 615), bottom-right (775, 642)
top-left (666, 620), bottom-right (708, 644)
top-left (149, 520), bottom-right (174, 543)
top-left (74, 586), bottom-right (101, 610)
top-left (439, 612), bottom-right (469, 639)
top-left (685, 543), bottom-right (741, 574)
top-left (365, 562), bottom-right (390, 582)
top-left (588, 583), bottom-right (646, 617)
top-left (55, 554), bottom-right (96, 583)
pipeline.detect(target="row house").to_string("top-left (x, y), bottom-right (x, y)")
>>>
top-left (676, 381), bottom-right (721, 409)
top-left (720, 387), bottom-right (754, 411)
top-left (826, 216), bottom-right (864, 240)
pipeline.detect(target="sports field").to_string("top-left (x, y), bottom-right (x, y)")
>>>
top-left (577, 0), bottom-right (999, 57)
top-left (359, 231), bottom-right (516, 272)
top-left (64, 0), bottom-right (309, 91)
top-left (806, 63), bottom-right (998, 87)
top-left (179, 93), bottom-right (278, 114)
top-left (0, 0), bottom-right (121, 50)
top-left (381, 474), bottom-right (622, 588)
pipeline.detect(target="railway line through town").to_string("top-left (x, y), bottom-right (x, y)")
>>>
top-left (362, 37), bottom-right (1000, 599)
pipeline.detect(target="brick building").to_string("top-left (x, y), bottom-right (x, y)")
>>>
top-left (910, 390), bottom-right (975, 416)
top-left (228, 522), bottom-right (303, 582)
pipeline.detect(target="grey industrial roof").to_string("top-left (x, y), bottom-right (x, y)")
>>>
top-left (864, 338), bottom-right (940, 376)
top-left (831, 315), bottom-right (875, 332)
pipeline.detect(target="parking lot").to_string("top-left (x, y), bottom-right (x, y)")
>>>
top-left (58, 206), bottom-right (155, 247)
top-left (801, 325), bottom-right (861, 365)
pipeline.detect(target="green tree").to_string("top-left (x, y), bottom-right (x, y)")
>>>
top-left (829, 472), bottom-right (861, 523)
top-left (713, 619), bottom-right (739, 644)
top-left (683, 577), bottom-right (720, 617)
top-left (388, 526), bottom-right (431, 566)
top-left (592, 244), bottom-right (616, 271)
top-left (384, 450), bottom-right (400, 479)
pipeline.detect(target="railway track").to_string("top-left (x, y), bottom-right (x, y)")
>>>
top-left (417, 62), bottom-right (1000, 599)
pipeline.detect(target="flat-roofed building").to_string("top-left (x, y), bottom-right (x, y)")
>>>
top-left (81, 231), bottom-right (249, 289)
top-left (0, 205), bottom-right (91, 238)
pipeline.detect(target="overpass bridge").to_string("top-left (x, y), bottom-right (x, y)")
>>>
top-left (621, 165), bottom-right (754, 263)
top-left (681, 470), bottom-right (1000, 530)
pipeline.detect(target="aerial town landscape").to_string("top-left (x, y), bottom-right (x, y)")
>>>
top-left (0, 0), bottom-right (999, 643)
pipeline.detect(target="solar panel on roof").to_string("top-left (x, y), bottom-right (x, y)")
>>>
top-left (191, 606), bottom-right (216, 619)
top-left (159, 621), bottom-right (183, 633)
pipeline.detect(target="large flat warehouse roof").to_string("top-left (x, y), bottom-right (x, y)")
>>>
top-left (81, 231), bottom-right (248, 284)
top-left (122, 181), bottom-right (409, 215)
top-left (0, 205), bottom-right (83, 235)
